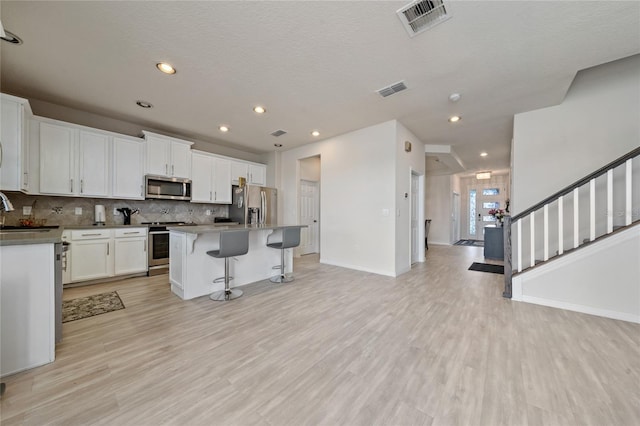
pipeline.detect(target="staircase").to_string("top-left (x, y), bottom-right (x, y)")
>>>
top-left (502, 146), bottom-right (640, 321)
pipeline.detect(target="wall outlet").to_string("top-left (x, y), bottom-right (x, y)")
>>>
top-left (205, 209), bottom-right (212, 216)
top-left (22, 206), bottom-right (32, 215)
top-left (113, 208), bottom-right (120, 215)
top-left (75, 207), bottom-right (83, 215)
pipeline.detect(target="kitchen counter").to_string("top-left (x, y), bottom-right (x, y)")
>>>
top-left (0, 227), bottom-right (64, 246)
top-left (168, 224), bottom-right (306, 300)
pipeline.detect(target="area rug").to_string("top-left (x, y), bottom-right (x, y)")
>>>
top-left (468, 262), bottom-right (504, 274)
top-left (454, 239), bottom-right (484, 247)
top-left (62, 291), bottom-right (125, 323)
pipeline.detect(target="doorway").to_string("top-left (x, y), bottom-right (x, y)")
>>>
top-left (411, 173), bottom-right (420, 264)
top-left (299, 179), bottom-right (319, 255)
top-left (462, 183), bottom-right (507, 240)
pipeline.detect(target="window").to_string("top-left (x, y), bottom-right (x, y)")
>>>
top-left (469, 189), bottom-right (476, 235)
top-left (483, 188), bottom-right (499, 196)
top-left (483, 215), bottom-right (495, 222)
top-left (483, 202), bottom-right (499, 209)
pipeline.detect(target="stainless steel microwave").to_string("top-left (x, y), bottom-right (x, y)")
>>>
top-left (145, 175), bottom-right (192, 201)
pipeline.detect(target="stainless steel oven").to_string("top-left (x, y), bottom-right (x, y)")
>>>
top-left (145, 222), bottom-right (187, 275)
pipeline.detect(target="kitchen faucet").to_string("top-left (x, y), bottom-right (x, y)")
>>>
top-left (0, 191), bottom-right (15, 212)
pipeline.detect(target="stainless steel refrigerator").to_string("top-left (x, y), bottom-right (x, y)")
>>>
top-left (229, 185), bottom-right (278, 225)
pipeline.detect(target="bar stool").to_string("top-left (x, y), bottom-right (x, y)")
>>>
top-left (207, 229), bottom-right (250, 301)
top-left (266, 226), bottom-right (301, 283)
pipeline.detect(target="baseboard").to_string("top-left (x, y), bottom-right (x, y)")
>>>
top-left (319, 258), bottom-right (396, 277)
top-left (518, 295), bottom-right (640, 324)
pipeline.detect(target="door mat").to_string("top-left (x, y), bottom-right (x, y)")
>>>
top-left (468, 262), bottom-right (504, 274)
top-left (455, 239), bottom-right (484, 247)
top-left (62, 291), bottom-right (125, 323)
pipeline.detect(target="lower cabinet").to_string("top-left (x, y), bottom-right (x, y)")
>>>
top-left (66, 227), bottom-right (148, 284)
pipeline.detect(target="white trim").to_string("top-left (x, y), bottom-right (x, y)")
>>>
top-left (518, 295), bottom-right (640, 324)
top-left (320, 258), bottom-right (396, 277)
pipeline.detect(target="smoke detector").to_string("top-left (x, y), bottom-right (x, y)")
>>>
top-left (397, 0), bottom-right (451, 38)
top-left (377, 81), bottom-right (407, 98)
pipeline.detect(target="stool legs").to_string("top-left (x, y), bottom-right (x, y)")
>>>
top-left (270, 248), bottom-right (294, 283)
top-left (210, 257), bottom-right (243, 301)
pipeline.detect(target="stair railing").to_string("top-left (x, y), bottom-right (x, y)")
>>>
top-left (503, 146), bottom-right (640, 298)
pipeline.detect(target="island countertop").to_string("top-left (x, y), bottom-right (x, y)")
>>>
top-left (167, 224), bottom-right (306, 233)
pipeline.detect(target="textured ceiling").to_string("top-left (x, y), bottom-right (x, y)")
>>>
top-left (1, 1), bottom-right (639, 173)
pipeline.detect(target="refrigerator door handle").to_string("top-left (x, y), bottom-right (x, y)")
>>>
top-left (261, 190), bottom-right (266, 225)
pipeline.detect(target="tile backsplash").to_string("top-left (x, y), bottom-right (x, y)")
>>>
top-left (1, 192), bottom-right (229, 226)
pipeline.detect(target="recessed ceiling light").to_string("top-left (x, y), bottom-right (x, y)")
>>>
top-left (219, 125), bottom-right (229, 132)
top-left (480, 152), bottom-right (488, 157)
top-left (449, 93), bottom-right (461, 102)
top-left (311, 130), bottom-right (320, 137)
top-left (448, 115), bottom-right (461, 123)
top-left (0, 30), bottom-right (22, 45)
top-left (136, 100), bottom-right (153, 109)
top-left (253, 106), bottom-right (266, 114)
top-left (156, 62), bottom-right (176, 75)
top-left (274, 143), bottom-right (283, 148)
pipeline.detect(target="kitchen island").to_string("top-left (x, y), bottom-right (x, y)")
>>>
top-left (167, 224), bottom-right (306, 300)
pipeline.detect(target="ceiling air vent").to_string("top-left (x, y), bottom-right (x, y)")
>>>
top-left (377, 81), bottom-right (407, 98)
top-left (270, 129), bottom-right (287, 137)
top-left (397, 0), bottom-right (451, 38)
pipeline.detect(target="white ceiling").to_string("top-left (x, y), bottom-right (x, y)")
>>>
top-left (1, 1), bottom-right (639, 173)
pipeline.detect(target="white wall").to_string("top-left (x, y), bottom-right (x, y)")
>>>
top-left (512, 225), bottom-right (640, 323)
top-left (395, 123), bottom-right (426, 274)
top-left (280, 120), bottom-right (398, 276)
top-left (425, 174), bottom-right (453, 245)
top-left (512, 54), bottom-right (640, 214)
top-left (299, 156), bottom-right (321, 181)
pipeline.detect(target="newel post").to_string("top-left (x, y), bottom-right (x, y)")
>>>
top-left (502, 215), bottom-right (513, 298)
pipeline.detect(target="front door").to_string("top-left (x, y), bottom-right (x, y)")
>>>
top-left (463, 186), bottom-right (504, 240)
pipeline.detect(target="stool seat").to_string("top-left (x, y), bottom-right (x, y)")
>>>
top-left (208, 229), bottom-right (250, 301)
top-left (266, 226), bottom-right (301, 283)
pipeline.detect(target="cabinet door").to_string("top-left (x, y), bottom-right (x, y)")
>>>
top-left (79, 130), bottom-right (110, 197)
top-left (70, 239), bottom-right (112, 281)
top-left (191, 153), bottom-right (213, 203)
top-left (113, 137), bottom-right (145, 199)
top-left (0, 98), bottom-right (22, 191)
top-left (248, 164), bottom-right (266, 186)
top-left (114, 237), bottom-right (147, 275)
top-left (170, 142), bottom-right (191, 178)
top-left (169, 232), bottom-right (185, 290)
top-left (213, 158), bottom-right (232, 203)
top-left (146, 136), bottom-right (171, 176)
top-left (40, 122), bottom-right (76, 195)
top-left (230, 160), bottom-right (248, 185)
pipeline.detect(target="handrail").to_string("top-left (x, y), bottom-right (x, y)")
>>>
top-left (511, 146), bottom-right (640, 222)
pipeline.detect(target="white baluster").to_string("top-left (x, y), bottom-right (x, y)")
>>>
top-left (517, 219), bottom-right (522, 273)
top-left (626, 159), bottom-right (632, 226)
top-left (543, 204), bottom-right (549, 261)
top-left (558, 196), bottom-right (564, 255)
top-left (530, 212), bottom-right (535, 268)
top-left (590, 179), bottom-right (595, 241)
top-left (574, 188), bottom-right (579, 249)
top-left (607, 169), bottom-right (613, 233)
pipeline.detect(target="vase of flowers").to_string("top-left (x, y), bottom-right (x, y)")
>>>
top-left (488, 208), bottom-right (506, 226)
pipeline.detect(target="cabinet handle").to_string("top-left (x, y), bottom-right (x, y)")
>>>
top-left (81, 233), bottom-right (102, 236)
top-left (214, 191), bottom-right (217, 200)
top-left (80, 179), bottom-right (84, 193)
top-left (70, 179), bottom-right (74, 192)
top-left (144, 243), bottom-right (146, 252)
top-left (140, 185), bottom-right (143, 197)
top-left (0, 141), bottom-right (3, 167)
top-left (165, 164), bottom-right (168, 175)
top-left (123, 231), bottom-right (138, 234)
top-left (210, 191), bottom-right (212, 201)
top-left (107, 243), bottom-right (109, 255)
top-left (23, 172), bottom-right (29, 186)
top-left (172, 165), bottom-right (174, 175)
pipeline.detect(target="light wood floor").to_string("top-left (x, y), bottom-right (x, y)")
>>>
top-left (2, 245), bottom-right (639, 425)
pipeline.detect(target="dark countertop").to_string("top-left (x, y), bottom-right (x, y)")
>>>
top-left (167, 224), bottom-right (307, 233)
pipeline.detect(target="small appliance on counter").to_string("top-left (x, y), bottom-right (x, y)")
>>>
top-left (94, 205), bottom-right (106, 226)
top-left (117, 207), bottom-right (139, 225)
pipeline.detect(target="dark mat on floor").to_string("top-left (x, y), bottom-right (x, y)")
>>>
top-left (468, 262), bottom-right (504, 274)
top-left (455, 239), bottom-right (484, 247)
top-left (62, 291), bottom-right (125, 323)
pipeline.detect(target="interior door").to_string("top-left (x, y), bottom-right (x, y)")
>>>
top-left (411, 174), bottom-right (419, 264)
top-left (299, 180), bottom-right (319, 255)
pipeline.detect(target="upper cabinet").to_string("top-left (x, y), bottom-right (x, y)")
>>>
top-left (143, 131), bottom-right (193, 179)
top-left (230, 159), bottom-right (267, 186)
top-left (113, 137), bottom-right (145, 199)
top-left (78, 130), bottom-right (110, 197)
top-left (0, 94), bottom-right (32, 191)
top-left (190, 151), bottom-right (231, 204)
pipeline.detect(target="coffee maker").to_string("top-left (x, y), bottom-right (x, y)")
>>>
top-left (117, 207), bottom-right (139, 225)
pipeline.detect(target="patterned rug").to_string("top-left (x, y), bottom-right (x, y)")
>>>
top-left (454, 239), bottom-right (484, 247)
top-left (62, 291), bottom-right (125, 323)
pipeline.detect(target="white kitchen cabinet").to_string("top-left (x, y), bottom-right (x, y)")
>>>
top-left (0, 94), bottom-right (32, 191)
top-left (1, 243), bottom-right (55, 376)
top-left (78, 130), bottom-right (110, 197)
top-left (113, 137), bottom-right (145, 199)
top-left (190, 151), bottom-right (231, 204)
top-left (70, 230), bottom-right (113, 282)
top-left (248, 163), bottom-right (266, 186)
top-left (169, 231), bottom-right (185, 296)
top-left (39, 121), bottom-right (76, 195)
top-left (114, 228), bottom-right (148, 275)
top-left (143, 131), bottom-right (193, 179)
top-left (230, 160), bottom-right (248, 185)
